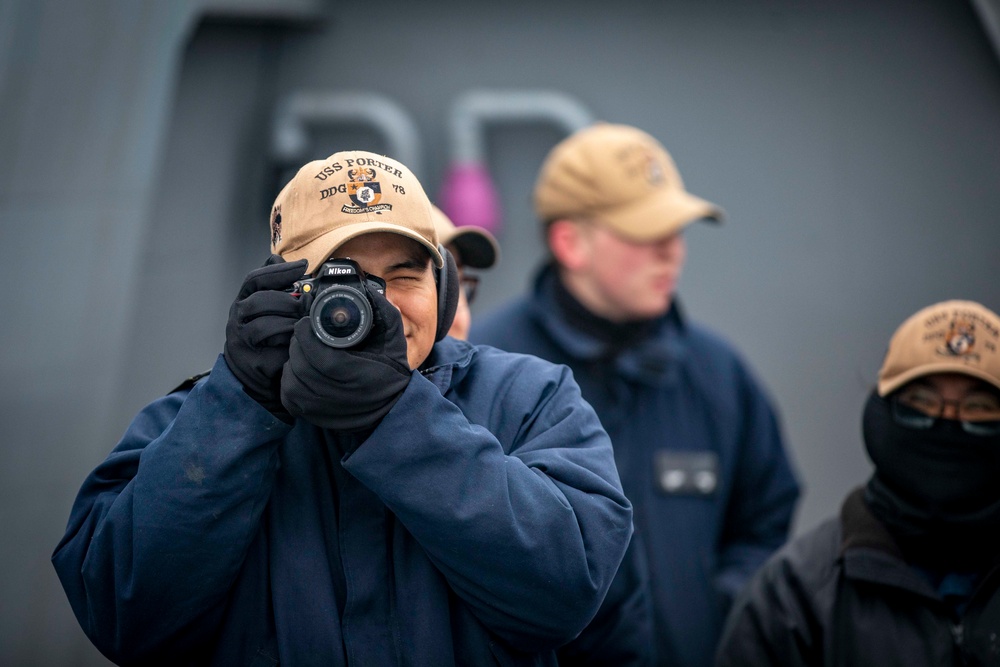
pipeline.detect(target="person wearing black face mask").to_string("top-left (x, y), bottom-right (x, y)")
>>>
top-left (716, 300), bottom-right (1000, 667)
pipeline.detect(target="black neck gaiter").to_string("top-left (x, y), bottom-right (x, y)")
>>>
top-left (862, 391), bottom-right (1000, 571)
top-left (550, 267), bottom-right (657, 355)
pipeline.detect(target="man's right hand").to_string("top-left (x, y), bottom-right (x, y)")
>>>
top-left (224, 254), bottom-right (307, 415)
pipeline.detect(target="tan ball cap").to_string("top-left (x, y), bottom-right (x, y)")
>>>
top-left (270, 150), bottom-right (442, 274)
top-left (878, 300), bottom-right (1000, 396)
top-left (533, 123), bottom-right (725, 241)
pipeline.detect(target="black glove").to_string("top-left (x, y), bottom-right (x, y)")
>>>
top-left (280, 287), bottom-right (412, 432)
top-left (224, 254), bottom-right (308, 415)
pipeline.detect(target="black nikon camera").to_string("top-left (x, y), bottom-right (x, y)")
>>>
top-left (291, 258), bottom-right (386, 348)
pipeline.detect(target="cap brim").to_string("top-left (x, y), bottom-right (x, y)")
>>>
top-left (878, 362), bottom-right (1000, 397)
top-left (282, 221), bottom-right (444, 274)
top-left (443, 226), bottom-right (499, 269)
top-left (596, 189), bottom-right (725, 242)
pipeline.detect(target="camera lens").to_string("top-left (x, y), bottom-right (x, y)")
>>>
top-left (309, 286), bottom-right (373, 347)
top-left (320, 296), bottom-right (361, 336)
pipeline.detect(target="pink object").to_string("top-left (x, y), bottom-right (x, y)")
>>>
top-left (438, 163), bottom-right (502, 235)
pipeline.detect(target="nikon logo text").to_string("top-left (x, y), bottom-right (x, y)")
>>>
top-left (326, 267), bottom-right (353, 275)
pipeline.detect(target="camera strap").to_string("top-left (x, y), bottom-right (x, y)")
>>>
top-left (168, 369), bottom-right (212, 394)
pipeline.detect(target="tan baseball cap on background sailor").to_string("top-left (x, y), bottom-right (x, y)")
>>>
top-left (877, 300), bottom-right (1000, 396)
top-left (430, 205), bottom-right (499, 270)
top-left (269, 150), bottom-right (442, 273)
top-left (533, 123), bottom-right (725, 241)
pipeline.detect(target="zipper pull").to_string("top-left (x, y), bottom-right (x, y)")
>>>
top-left (951, 622), bottom-right (965, 649)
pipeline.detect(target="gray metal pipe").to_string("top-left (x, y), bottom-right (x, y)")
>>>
top-left (449, 89), bottom-right (595, 164)
top-left (439, 89), bottom-right (594, 233)
top-left (970, 0), bottom-right (1000, 65)
top-left (271, 91), bottom-right (422, 172)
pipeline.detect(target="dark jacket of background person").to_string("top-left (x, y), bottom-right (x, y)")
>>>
top-left (52, 337), bottom-right (633, 666)
top-left (716, 299), bottom-right (1000, 667)
top-left (715, 488), bottom-right (1000, 667)
top-left (473, 265), bottom-right (801, 667)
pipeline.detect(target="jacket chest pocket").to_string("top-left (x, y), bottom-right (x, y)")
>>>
top-left (654, 451), bottom-right (718, 496)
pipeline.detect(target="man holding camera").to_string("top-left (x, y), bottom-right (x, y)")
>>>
top-left (52, 151), bottom-right (633, 666)
top-left (472, 123), bottom-right (800, 666)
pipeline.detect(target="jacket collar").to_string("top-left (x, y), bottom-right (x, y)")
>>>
top-left (527, 263), bottom-right (686, 386)
top-left (839, 486), bottom-right (938, 599)
top-left (418, 336), bottom-right (477, 395)
top-left (840, 486), bottom-right (903, 558)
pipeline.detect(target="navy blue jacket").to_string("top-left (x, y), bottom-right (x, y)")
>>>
top-left (52, 337), bottom-right (632, 666)
top-left (472, 267), bottom-right (800, 667)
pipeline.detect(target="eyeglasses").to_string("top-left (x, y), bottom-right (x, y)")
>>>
top-left (890, 384), bottom-right (1000, 436)
top-left (460, 274), bottom-right (480, 304)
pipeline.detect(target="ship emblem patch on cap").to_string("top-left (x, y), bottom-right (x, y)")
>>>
top-left (343, 167), bottom-right (389, 213)
top-left (270, 204), bottom-right (282, 247)
top-left (645, 152), bottom-right (665, 185)
top-left (942, 315), bottom-right (977, 359)
top-left (618, 145), bottom-right (665, 188)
